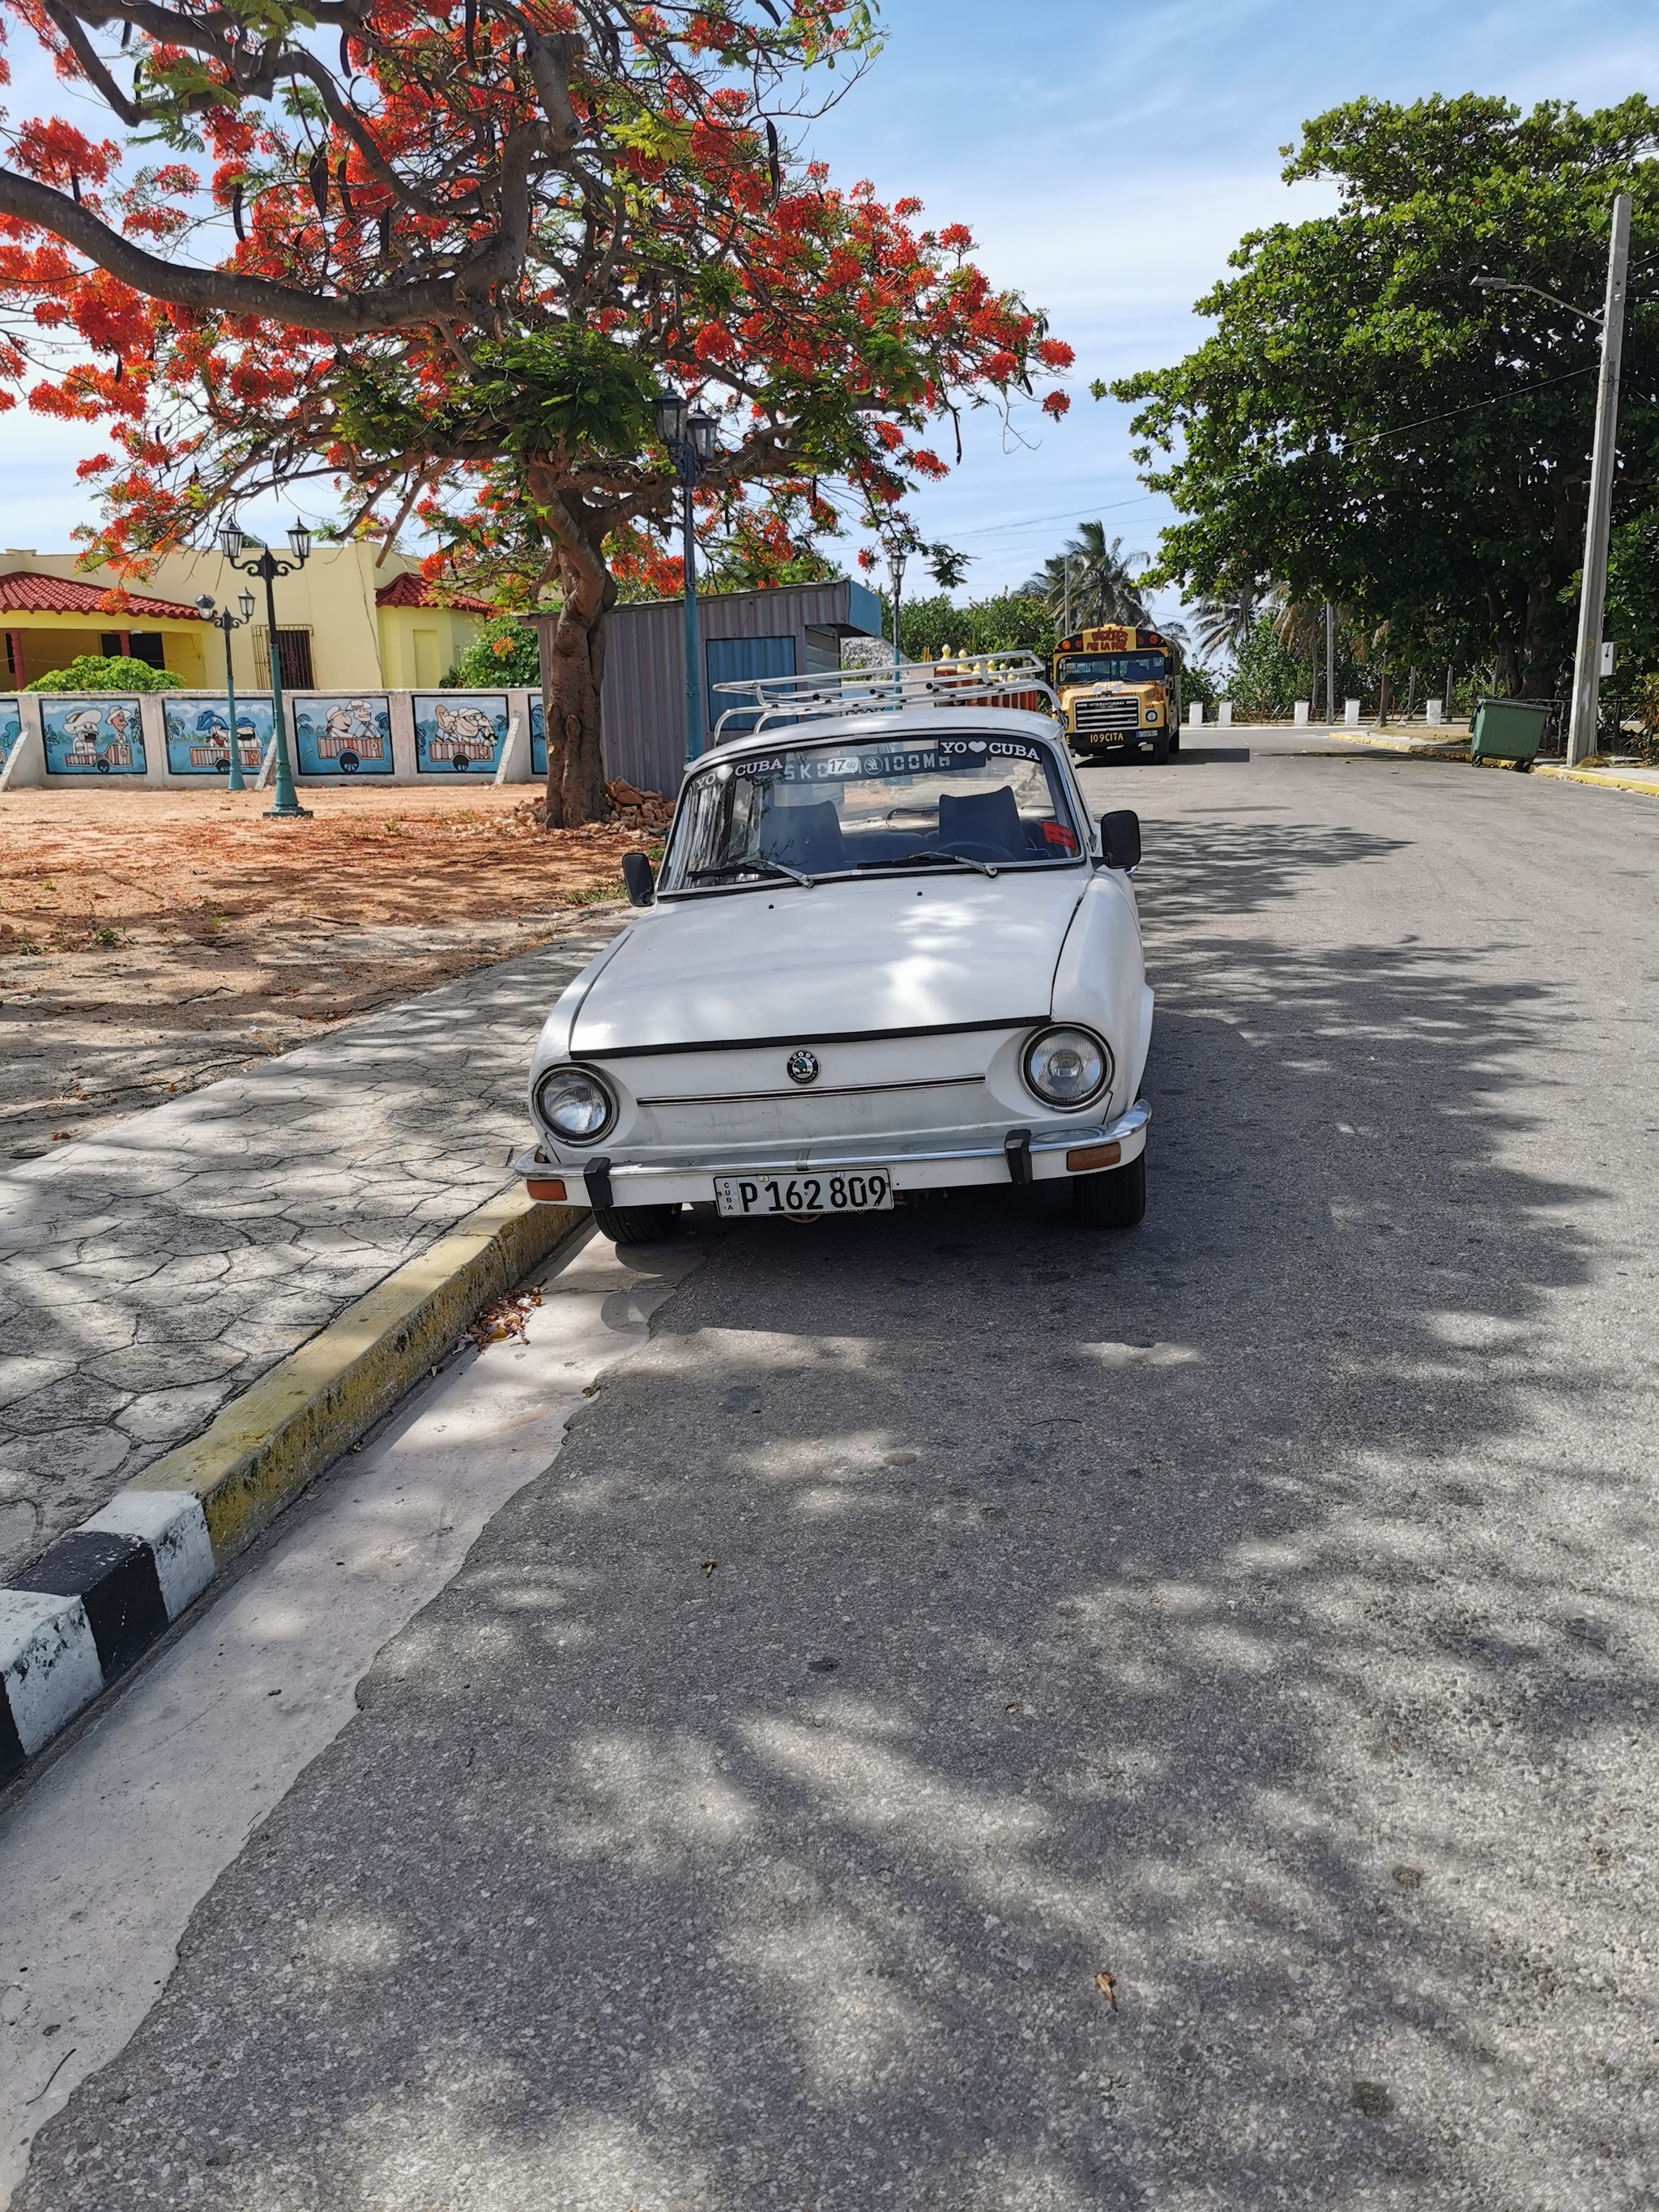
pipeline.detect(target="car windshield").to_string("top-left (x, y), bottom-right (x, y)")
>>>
top-left (1056, 653), bottom-right (1167, 684)
top-left (660, 731), bottom-right (1084, 890)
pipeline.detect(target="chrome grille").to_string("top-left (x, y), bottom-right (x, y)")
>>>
top-left (1073, 693), bottom-right (1141, 734)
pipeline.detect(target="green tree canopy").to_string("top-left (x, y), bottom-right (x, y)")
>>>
top-left (893, 591), bottom-right (1058, 662)
top-left (1112, 94), bottom-right (1659, 696)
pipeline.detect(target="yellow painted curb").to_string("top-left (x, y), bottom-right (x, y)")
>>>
top-left (1531, 762), bottom-right (1659, 801)
top-left (1324, 730), bottom-right (1470, 759)
top-left (130, 1190), bottom-right (584, 1559)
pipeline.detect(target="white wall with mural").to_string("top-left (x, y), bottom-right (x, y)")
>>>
top-left (292, 695), bottom-right (394, 778)
top-left (163, 694), bottom-right (274, 777)
top-left (4, 686), bottom-right (562, 791)
top-left (413, 692), bottom-right (510, 776)
top-left (41, 696), bottom-right (148, 776)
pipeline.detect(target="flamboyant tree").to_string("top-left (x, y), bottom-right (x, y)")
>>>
top-left (0, 0), bottom-right (1072, 820)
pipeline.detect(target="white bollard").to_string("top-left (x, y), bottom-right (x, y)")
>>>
top-left (1344, 698), bottom-right (1361, 728)
top-left (1293, 700), bottom-right (1309, 726)
top-left (1426, 697), bottom-right (1444, 726)
top-left (1218, 700), bottom-right (1233, 728)
top-left (1188, 701), bottom-right (1203, 727)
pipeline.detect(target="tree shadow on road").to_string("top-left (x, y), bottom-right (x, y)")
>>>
top-left (20, 817), bottom-right (1658, 2210)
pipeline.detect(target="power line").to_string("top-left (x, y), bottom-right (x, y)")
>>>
top-left (1346, 362), bottom-right (1598, 451)
top-left (945, 492), bottom-right (1162, 540)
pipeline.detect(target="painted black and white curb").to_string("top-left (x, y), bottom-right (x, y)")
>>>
top-left (0, 1491), bottom-right (213, 1783)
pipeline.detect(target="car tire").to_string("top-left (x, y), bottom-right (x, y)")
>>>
top-left (591, 1201), bottom-right (681, 1245)
top-left (1072, 1153), bottom-right (1145, 1230)
top-left (1151, 731), bottom-right (1171, 765)
top-left (1168, 726), bottom-right (1181, 755)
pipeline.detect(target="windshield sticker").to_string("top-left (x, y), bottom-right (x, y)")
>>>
top-left (707, 736), bottom-right (1052, 784)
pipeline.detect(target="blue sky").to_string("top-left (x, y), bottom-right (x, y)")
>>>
top-left (2, 0), bottom-right (1655, 607)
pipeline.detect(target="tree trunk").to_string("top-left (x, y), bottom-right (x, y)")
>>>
top-left (533, 474), bottom-right (616, 829)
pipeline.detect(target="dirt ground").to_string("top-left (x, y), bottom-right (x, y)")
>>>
top-left (0, 785), bottom-right (657, 1162)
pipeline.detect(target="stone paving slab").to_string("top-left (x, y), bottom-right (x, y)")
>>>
top-left (0, 914), bottom-right (625, 1582)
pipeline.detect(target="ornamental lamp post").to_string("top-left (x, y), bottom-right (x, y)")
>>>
top-left (874, 522), bottom-right (919, 680)
top-left (216, 519), bottom-right (314, 817)
top-left (194, 588), bottom-right (257, 791)
top-left (654, 388), bottom-right (721, 761)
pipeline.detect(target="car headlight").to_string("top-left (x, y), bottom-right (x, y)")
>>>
top-left (1023, 1025), bottom-right (1112, 1109)
top-left (532, 1064), bottom-right (616, 1144)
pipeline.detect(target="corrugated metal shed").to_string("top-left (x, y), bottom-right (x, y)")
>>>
top-left (535, 578), bottom-right (882, 797)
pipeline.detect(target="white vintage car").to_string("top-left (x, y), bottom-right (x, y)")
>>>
top-left (516, 657), bottom-right (1153, 1241)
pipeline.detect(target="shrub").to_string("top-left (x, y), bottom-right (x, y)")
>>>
top-left (27, 654), bottom-right (182, 692)
top-left (443, 614), bottom-right (540, 688)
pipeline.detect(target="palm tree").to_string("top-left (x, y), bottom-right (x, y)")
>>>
top-left (1024, 522), bottom-right (1149, 629)
top-left (1193, 579), bottom-right (1280, 663)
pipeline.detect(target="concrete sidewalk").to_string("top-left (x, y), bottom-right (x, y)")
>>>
top-left (0, 915), bottom-right (625, 1586)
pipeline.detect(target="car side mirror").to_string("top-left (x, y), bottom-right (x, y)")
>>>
top-left (621, 850), bottom-right (656, 907)
top-left (1101, 809), bottom-right (1141, 871)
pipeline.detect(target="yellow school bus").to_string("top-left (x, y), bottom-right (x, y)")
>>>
top-left (1052, 624), bottom-right (1178, 764)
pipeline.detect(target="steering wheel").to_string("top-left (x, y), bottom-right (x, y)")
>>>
top-left (941, 839), bottom-right (1013, 862)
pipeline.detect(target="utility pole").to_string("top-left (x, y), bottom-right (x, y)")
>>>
top-left (1567, 192), bottom-right (1631, 765)
top-left (1063, 555), bottom-right (1072, 640)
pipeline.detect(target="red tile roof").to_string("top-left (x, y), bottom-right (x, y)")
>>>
top-left (374, 573), bottom-right (495, 612)
top-left (0, 569), bottom-right (206, 620)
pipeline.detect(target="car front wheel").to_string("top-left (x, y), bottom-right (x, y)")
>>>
top-left (591, 1201), bottom-right (681, 1246)
top-left (1072, 1154), bottom-right (1145, 1230)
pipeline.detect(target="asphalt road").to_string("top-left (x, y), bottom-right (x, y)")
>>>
top-left (11, 739), bottom-right (1659, 2210)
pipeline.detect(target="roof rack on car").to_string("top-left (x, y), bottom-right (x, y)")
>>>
top-left (709, 653), bottom-right (1059, 741)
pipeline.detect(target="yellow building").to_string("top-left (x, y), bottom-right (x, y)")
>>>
top-left (0, 568), bottom-right (211, 689)
top-left (0, 545), bottom-right (490, 693)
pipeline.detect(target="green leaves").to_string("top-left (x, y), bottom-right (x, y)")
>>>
top-left (1115, 92), bottom-right (1659, 693)
top-left (471, 330), bottom-right (658, 458)
top-left (334, 329), bottom-right (658, 465)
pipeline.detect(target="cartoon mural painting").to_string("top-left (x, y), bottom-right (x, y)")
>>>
top-left (42, 697), bottom-right (148, 775)
top-left (292, 695), bottom-right (393, 778)
top-left (530, 695), bottom-right (547, 777)
top-left (413, 693), bottom-right (506, 774)
top-left (0, 697), bottom-right (20, 775)
top-left (163, 696), bottom-right (272, 775)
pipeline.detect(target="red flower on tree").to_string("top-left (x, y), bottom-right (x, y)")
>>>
top-left (0, 0), bottom-right (1073, 820)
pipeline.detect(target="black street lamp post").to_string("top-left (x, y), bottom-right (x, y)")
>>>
top-left (216, 519), bottom-right (314, 818)
top-left (652, 388), bottom-right (721, 760)
top-left (875, 521), bottom-right (922, 679)
top-left (194, 588), bottom-right (258, 791)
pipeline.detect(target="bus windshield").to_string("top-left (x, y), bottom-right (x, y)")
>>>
top-left (1056, 652), bottom-right (1168, 685)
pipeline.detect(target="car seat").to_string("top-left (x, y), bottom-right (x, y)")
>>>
top-left (757, 800), bottom-right (847, 875)
top-left (937, 784), bottom-right (1022, 859)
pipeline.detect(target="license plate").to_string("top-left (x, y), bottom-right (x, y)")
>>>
top-left (714, 1170), bottom-right (894, 1218)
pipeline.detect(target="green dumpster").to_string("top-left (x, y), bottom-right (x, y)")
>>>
top-left (1470, 697), bottom-right (1550, 769)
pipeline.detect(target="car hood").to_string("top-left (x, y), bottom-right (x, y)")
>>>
top-left (568, 871), bottom-right (1089, 1054)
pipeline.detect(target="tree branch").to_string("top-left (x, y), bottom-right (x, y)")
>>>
top-left (0, 162), bottom-right (544, 332)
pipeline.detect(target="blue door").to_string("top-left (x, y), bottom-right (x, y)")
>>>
top-left (706, 635), bottom-right (796, 736)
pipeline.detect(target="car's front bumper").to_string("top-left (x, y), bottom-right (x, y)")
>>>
top-left (514, 1100), bottom-right (1151, 1211)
